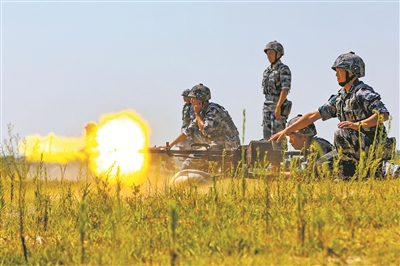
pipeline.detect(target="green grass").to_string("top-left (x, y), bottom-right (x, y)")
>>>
top-left (0, 159), bottom-right (399, 265)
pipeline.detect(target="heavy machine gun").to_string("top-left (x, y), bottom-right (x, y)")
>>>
top-left (145, 140), bottom-right (301, 170)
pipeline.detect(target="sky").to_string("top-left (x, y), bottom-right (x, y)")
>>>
top-left (1, 1), bottom-right (399, 150)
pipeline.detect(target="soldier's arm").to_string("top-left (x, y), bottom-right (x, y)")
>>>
top-left (193, 102), bottom-right (205, 132)
top-left (339, 88), bottom-right (390, 130)
top-left (275, 88), bottom-right (290, 119)
top-left (364, 92), bottom-right (390, 124)
top-left (195, 112), bottom-right (205, 132)
top-left (360, 113), bottom-right (389, 128)
top-left (167, 133), bottom-right (188, 149)
top-left (286, 110), bottom-right (322, 134)
top-left (338, 112), bottom-right (389, 130)
top-left (165, 120), bottom-right (196, 149)
top-left (269, 110), bottom-right (322, 142)
top-left (275, 65), bottom-right (291, 119)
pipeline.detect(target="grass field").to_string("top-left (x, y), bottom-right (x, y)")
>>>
top-left (1, 154), bottom-right (399, 265)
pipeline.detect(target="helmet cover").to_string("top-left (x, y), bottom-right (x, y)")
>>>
top-left (264, 40), bottom-right (284, 55)
top-left (287, 114), bottom-right (317, 137)
top-left (331, 51), bottom-right (365, 77)
top-left (181, 89), bottom-right (190, 96)
top-left (188, 83), bottom-right (211, 101)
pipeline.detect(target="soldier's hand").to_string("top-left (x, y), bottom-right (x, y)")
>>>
top-left (194, 101), bottom-right (203, 114)
top-left (337, 121), bottom-right (359, 130)
top-left (269, 130), bottom-right (286, 143)
top-left (274, 108), bottom-right (282, 120)
top-left (159, 143), bottom-right (172, 150)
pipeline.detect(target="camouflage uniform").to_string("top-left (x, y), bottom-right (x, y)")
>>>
top-left (176, 102), bottom-right (194, 150)
top-left (181, 84), bottom-right (241, 171)
top-left (181, 102), bottom-right (194, 132)
top-left (262, 43), bottom-right (292, 148)
top-left (184, 101), bottom-right (240, 151)
top-left (284, 115), bottom-right (333, 173)
top-left (176, 89), bottom-right (194, 150)
top-left (310, 137), bottom-right (334, 161)
top-left (314, 52), bottom-right (398, 179)
top-left (318, 79), bottom-right (391, 177)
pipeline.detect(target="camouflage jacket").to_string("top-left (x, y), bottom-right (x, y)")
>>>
top-left (262, 60), bottom-right (291, 101)
top-left (307, 137), bottom-right (333, 160)
top-left (184, 102), bottom-right (240, 148)
top-left (181, 103), bottom-right (194, 133)
top-left (318, 79), bottom-right (389, 138)
top-left (285, 136), bottom-right (333, 170)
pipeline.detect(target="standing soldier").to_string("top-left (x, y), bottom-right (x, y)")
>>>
top-left (176, 88), bottom-right (194, 150)
top-left (262, 40), bottom-right (292, 149)
top-left (270, 52), bottom-right (397, 179)
top-left (166, 83), bottom-right (241, 170)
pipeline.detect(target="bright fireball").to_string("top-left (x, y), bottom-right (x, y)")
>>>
top-left (87, 110), bottom-right (150, 185)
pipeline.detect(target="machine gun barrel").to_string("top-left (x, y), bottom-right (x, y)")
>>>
top-left (143, 142), bottom-right (237, 160)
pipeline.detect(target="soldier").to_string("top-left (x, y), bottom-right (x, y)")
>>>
top-left (176, 88), bottom-right (194, 150)
top-left (262, 40), bottom-right (292, 150)
top-left (166, 83), bottom-right (241, 170)
top-left (286, 115), bottom-right (333, 158)
top-left (283, 115), bottom-right (333, 177)
top-left (270, 52), bottom-right (398, 179)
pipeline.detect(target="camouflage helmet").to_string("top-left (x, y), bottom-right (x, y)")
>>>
top-left (287, 115), bottom-right (317, 137)
top-left (331, 51), bottom-right (365, 77)
top-left (264, 40), bottom-right (284, 55)
top-left (188, 83), bottom-right (211, 101)
top-left (181, 89), bottom-right (190, 97)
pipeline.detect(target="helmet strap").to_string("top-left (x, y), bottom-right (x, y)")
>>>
top-left (271, 51), bottom-right (281, 65)
top-left (339, 71), bottom-right (355, 87)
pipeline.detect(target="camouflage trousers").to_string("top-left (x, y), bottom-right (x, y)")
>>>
top-left (334, 128), bottom-right (372, 163)
top-left (262, 111), bottom-right (287, 150)
top-left (333, 128), bottom-right (395, 178)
